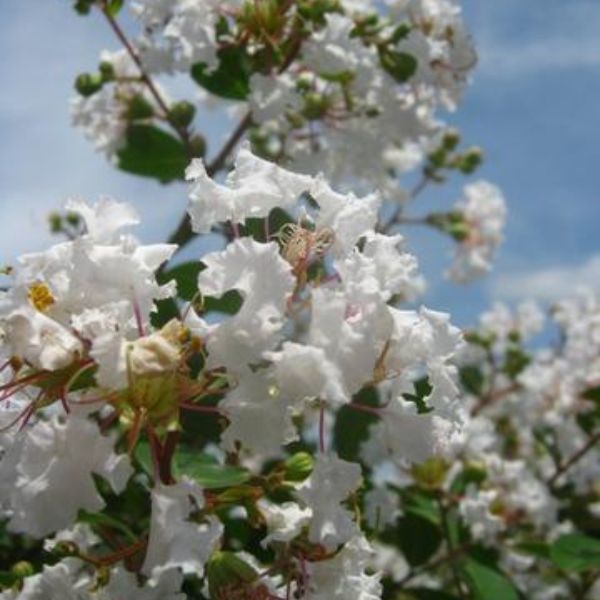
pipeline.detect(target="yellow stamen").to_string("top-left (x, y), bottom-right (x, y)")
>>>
top-left (28, 282), bottom-right (55, 312)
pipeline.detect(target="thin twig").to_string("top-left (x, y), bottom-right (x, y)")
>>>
top-left (547, 430), bottom-right (600, 488)
top-left (98, 1), bottom-right (192, 155)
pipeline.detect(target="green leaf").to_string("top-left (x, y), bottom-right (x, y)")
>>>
top-left (514, 541), bottom-right (551, 559)
top-left (334, 387), bottom-right (379, 461)
top-left (406, 589), bottom-right (460, 600)
top-left (158, 261), bottom-right (202, 301)
top-left (462, 559), bottom-right (519, 600)
top-left (582, 386), bottom-right (600, 403)
top-left (191, 47), bottom-right (251, 101)
top-left (78, 510), bottom-right (138, 544)
top-left (404, 490), bottom-right (441, 525)
top-left (106, 0), bottom-right (123, 15)
top-left (550, 534), bottom-right (600, 572)
top-left (379, 49), bottom-right (418, 83)
top-left (151, 298), bottom-right (180, 328)
top-left (460, 366), bottom-right (485, 396)
top-left (117, 125), bottom-right (188, 183)
top-left (396, 513), bottom-right (442, 566)
top-left (176, 452), bottom-right (251, 489)
top-left (204, 290), bottom-right (244, 315)
top-left (403, 376), bottom-right (433, 414)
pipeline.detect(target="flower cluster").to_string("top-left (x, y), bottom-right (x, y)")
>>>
top-left (1, 0), bottom-right (597, 598)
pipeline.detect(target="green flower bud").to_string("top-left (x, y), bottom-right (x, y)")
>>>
top-left (126, 94), bottom-right (155, 121)
top-left (75, 73), bottom-right (104, 97)
top-left (441, 128), bottom-right (461, 151)
top-left (65, 212), bottom-right (81, 227)
top-left (169, 101), bottom-right (196, 129)
top-left (51, 540), bottom-right (80, 558)
top-left (302, 92), bottom-right (330, 120)
top-left (73, 0), bottom-right (94, 15)
top-left (458, 146), bottom-right (483, 174)
top-left (11, 561), bottom-right (34, 579)
top-left (99, 61), bottom-right (115, 82)
top-left (207, 551), bottom-right (258, 599)
top-left (284, 451), bottom-right (314, 481)
top-left (189, 134), bottom-right (207, 158)
top-left (48, 212), bottom-right (63, 234)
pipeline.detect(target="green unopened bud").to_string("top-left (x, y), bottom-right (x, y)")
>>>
top-left (428, 147), bottom-right (447, 169)
top-left (126, 94), bottom-right (155, 121)
top-left (411, 457), bottom-right (448, 490)
top-left (284, 451), bottom-right (314, 481)
top-left (239, 0), bottom-right (284, 36)
top-left (73, 0), bottom-right (94, 15)
top-left (463, 460), bottom-right (487, 484)
top-left (302, 92), bottom-right (330, 120)
top-left (207, 551), bottom-right (258, 599)
top-left (75, 73), bottom-right (104, 97)
top-left (458, 146), bottom-right (483, 174)
top-left (99, 61), bottom-right (115, 82)
top-left (441, 128), bottom-right (460, 151)
top-left (446, 220), bottom-right (471, 242)
top-left (170, 101), bottom-right (196, 129)
top-left (65, 212), bottom-right (81, 227)
top-left (189, 134), bottom-right (207, 158)
top-left (52, 540), bottom-right (80, 558)
top-left (48, 212), bottom-right (63, 234)
top-left (11, 561), bottom-right (34, 579)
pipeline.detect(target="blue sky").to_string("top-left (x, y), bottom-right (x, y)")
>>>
top-left (1, 0), bottom-right (599, 325)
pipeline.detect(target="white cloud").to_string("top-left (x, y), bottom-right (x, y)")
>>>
top-left (490, 255), bottom-right (600, 302)
top-left (467, 0), bottom-right (600, 78)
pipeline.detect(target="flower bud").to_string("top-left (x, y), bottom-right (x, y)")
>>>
top-left (51, 540), bottom-right (80, 558)
top-left (11, 561), bottom-right (34, 579)
top-left (169, 101), bottom-right (196, 129)
top-left (126, 94), bottom-right (155, 121)
top-left (189, 134), bottom-right (207, 158)
top-left (99, 61), bottom-right (115, 82)
top-left (75, 73), bottom-right (104, 97)
top-left (48, 212), bottom-right (63, 234)
top-left (442, 128), bottom-right (461, 151)
top-left (284, 452), bottom-right (314, 481)
top-left (302, 92), bottom-right (330, 120)
top-left (207, 551), bottom-right (258, 599)
top-left (458, 146), bottom-right (483, 174)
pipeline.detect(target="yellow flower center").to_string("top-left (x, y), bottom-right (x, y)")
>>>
top-left (28, 282), bottom-right (55, 312)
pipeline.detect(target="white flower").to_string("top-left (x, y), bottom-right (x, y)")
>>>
top-left (258, 500), bottom-right (312, 547)
top-left (220, 370), bottom-right (299, 457)
top-left (306, 535), bottom-right (382, 600)
top-left (187, 142), bottom-right (313, 233)
top-left (64, 196), bottom-right (139, 244)
top-left (296, 454), bottom-right (362, 550)
top-left (447, 181), bottom-right (507, 283)
top-left (1, 414), bottom-right (132, 537)
top-left (142, 477), bottom-right (223, 578)
top-left (197, 239), bottom-right (295, 374)
top-left (459, 485), bottom-right (504, 545)
top-left (265, 342), bottom-right (348, 407)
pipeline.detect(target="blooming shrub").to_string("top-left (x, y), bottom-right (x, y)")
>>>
top-left (0, 1), bottom-right (598, 599)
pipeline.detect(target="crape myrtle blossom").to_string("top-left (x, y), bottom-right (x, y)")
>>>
top-left (4, 0), bottom-right (598, 595)
top-left (73, 0), bottom-right (477, 194)
top-left (446, 180), bottom-right (507, 283)
top-left (0, 142), bottom-right (467, 598)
